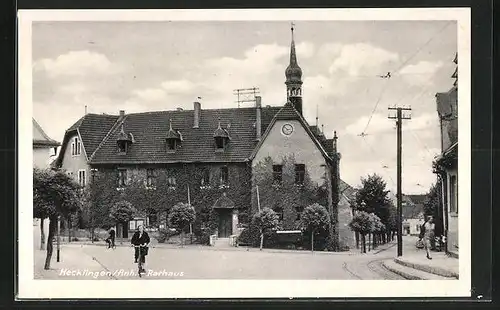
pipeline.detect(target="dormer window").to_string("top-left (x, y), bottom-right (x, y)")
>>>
top-left (118, 141), bottom-right (127, 153)
top-left (167, 139), bottom-right (176, 151)
top-left (213, 121), bottom-right (230, 152)
top-left (215, 137), bottom-right (225, 149)
top-left (166, 119), bottom-right (182, 153)
top-left (116, 124), bottom-right (133, 155)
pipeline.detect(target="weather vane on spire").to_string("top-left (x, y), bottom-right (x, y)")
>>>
top-left (291, 22), bottom-right (295, 33)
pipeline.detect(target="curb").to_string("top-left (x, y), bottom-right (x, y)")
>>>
top-left (382, 260), bottom-right (421, 280)
top-left (372, 242), bottom-right (397, 254)
top-left (394, 257), bottom-right (459, 279)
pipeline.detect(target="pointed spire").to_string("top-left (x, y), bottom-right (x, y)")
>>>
top-left (169, 118), bottom-right (173, 131)
top-left (285, 22), bottom-right (302, 84)
top-left (290, 22), bottom-right (297, 66)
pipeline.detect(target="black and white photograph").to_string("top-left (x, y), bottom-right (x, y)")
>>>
top-left (18, 8), bottom-right (471, 298)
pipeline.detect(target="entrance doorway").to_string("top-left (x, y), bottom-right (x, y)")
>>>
top-left (218, 210), bottom-right (232, 238)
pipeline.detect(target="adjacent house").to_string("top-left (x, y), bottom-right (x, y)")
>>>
top-left (54, 26), bottom-right (355, 249)
top-left (433, 52), bottom-right (458, 258)
top-left (402, 195), bottom-right (426, 236)
top-left (33, 118), bottom-right (60, 249)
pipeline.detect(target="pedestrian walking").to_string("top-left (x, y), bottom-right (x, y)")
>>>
top-left (419, 215), bottom-right (435, 260)
top-left (105, 227), bottom-right (116, 249)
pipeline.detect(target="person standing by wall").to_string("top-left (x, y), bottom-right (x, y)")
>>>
top-left (419, 215), bottom-right (435, 260)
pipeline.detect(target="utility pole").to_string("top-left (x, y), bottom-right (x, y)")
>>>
top-left (388, 106), bottom-right (411, 257)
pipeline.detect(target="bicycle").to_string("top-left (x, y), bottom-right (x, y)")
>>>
top-left (134, 244), bottom-right (147, 278)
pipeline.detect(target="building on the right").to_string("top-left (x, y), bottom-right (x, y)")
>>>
top-left (433, 52), bottom-right (458, 258)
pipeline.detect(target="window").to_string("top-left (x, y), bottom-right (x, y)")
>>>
top-left (274, 207), bottom-right (284, 221)
top-left (167, 175), bottom-right (177, 188)
top-left (450, 175), bottom-right (458, 213)
top-left (295, 164), bottom-right (305, 185)
top-left (117, 141), bottom-right (127, 153)
top-left (220, 166), bottom-right (229, 186)
top-left (90, 169), bottom-right (97, 183)
top-left (118, 169), bottom-right (127, 187)
top-left (78, 170), bottom-right (86, 187)
top-left (272, 165), bottom-right (282, 184)
top-left (215, 137), bottom-right (225, 149)
top-left (146, 169), bottom-right (156, 188)
top-left (295, 206), bottom-right (304, 220)
top-left (71, 137), bottom-right (81, 156)
top-left (200, 168), bottom-right (210, 187)
top-left (167, 139), bottom-right (177, 151)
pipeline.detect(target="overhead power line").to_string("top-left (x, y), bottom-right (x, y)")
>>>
top-left (359, 21), bottom-right (453, 135)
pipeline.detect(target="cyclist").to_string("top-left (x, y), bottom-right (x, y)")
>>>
top-left (105, 227), bottom-right (116, 249)
top-left (131, 225), bottom-right (150, 273)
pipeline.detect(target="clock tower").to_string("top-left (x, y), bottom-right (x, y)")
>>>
top-left (285, 23), bottom-right (303, 116)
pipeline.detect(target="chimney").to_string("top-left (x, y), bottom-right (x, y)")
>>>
top-left (193, 101), bottom-right (201, 128)
top-left (119, 110), bottom-right (125, 117)
top-left (255, 96), bottom-right (262, 140)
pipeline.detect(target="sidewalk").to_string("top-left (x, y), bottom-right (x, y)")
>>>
top-left (382, 251), bottom-right (459, 280)
top-left (34, 244), bottom-right (111, 280)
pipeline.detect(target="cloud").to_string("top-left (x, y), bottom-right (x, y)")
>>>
top-left (296, 42), bottom-right (315, 59)
top-left (328, 43), bottom-right (399, 76)
top-left (399, 60), bottom-right (444, 86)
top-left (344, 113), bottom-right (395, 136)
top-left (161, 80), bottom-right (197, 94)
top-left (34, 50), bottom-right (119, 78)
top-left (132, 88), bottom-right (167, 101)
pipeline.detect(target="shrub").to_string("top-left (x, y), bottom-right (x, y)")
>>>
top-left (157, 228), bottom-right (179, 243)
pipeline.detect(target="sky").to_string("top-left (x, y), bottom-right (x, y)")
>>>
top-left (32, 20), bottom-right (457, 194)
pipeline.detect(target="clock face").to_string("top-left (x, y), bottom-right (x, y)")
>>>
top-left (282, 124), bottom-right (294, 136)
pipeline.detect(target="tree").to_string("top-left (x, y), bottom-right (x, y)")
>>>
top-left (368, 213), bottom-right (384, 250)
top-left (33, 168), bottom-right (82, 269)
top-left (251, 156), bottom-right (330, 249)
top-left (300, 203), bottom-right (331, 252)
top-left (33, 193), bottom-right (52, 250)
top-left (109, 200), bottom-right (137, 243)
top-left (423, 182), bottom-right (443, 236)
top-left (349, 211), bottom-right (372, 253)
top-left (355, 174), bottom-right (392, 243)
top-left (252, 207), bottom-right (279, 250)
top-left (168, 202), bottom-right (196, 247)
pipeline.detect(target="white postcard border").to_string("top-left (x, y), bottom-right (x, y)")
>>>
top-left (18, 8), bottom-right (472, 299)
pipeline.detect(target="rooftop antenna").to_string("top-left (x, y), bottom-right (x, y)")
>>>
top-left (233, 87), bottom-right (260, 108)
top-left (315, 104), bottom-right (319, 127)
top-left (85, 105), bottom-right (87, 115)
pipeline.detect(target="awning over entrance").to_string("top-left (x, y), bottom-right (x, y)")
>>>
top-left (212, 192), bottom-right (236, 209)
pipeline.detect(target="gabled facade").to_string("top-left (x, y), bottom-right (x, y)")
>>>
top-left (402, 195), bottom-right (425, 236)
top-left (55, 26), bottom-right (353, 248)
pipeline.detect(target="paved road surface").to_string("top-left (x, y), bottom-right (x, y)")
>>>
top-left (36, 236), bottom-right (424, 280)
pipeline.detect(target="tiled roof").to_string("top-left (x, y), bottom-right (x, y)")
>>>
top-left (55, 113), bottom-right (120, 167)
top-left (90, 106), bottom-right (281, 164)
top-left (71, 113), bottom-right (120, 157)
top-left (407, 194), bottom-right (427, 205)
top-left (339, 179), bottom-right (357, 203)
top-left (32, 118), bottom-right (60, 147)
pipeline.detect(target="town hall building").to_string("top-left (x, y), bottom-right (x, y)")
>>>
top-left (55, 26), bottom-right (356, 249)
